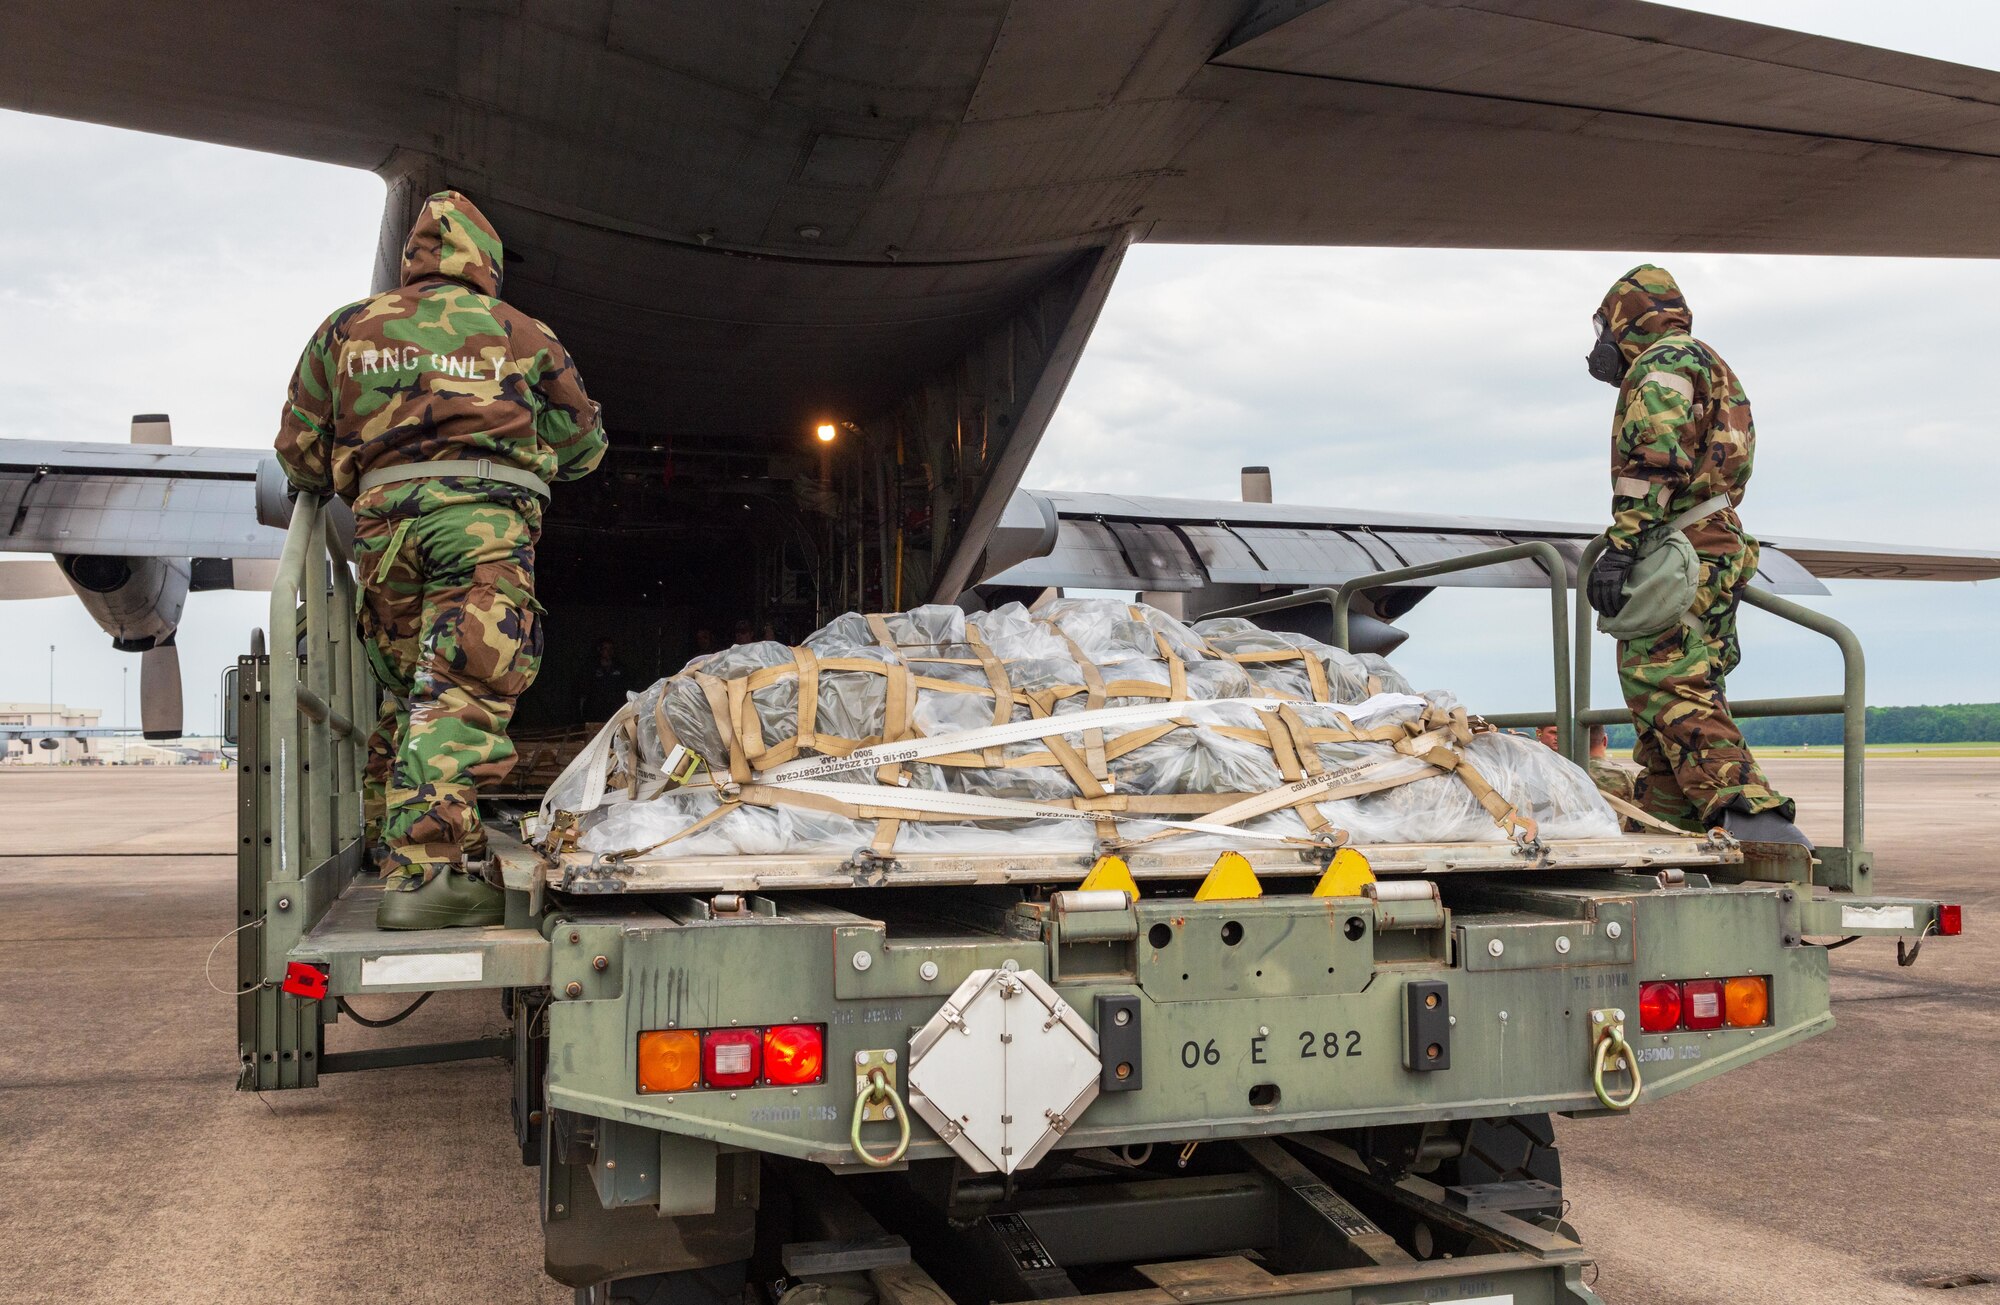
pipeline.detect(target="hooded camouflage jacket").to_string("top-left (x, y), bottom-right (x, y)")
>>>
top-left (1599, 265), bottom-right (1755, 564)
top-left (274, 191), bottom-right (606, 506)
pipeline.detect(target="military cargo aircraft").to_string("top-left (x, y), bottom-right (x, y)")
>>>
top-left (7, 0), bottom-right (2000, 742)
top-left (4, 4), bottom-right (1999, 1301)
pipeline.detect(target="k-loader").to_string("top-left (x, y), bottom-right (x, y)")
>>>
top-left (232, 498), bottom-right (1959, 1305)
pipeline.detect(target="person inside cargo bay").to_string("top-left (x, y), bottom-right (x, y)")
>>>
top-left (274, 189), bottom-right (607, 930)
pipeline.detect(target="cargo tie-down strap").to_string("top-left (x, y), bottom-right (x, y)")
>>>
top-left (535, 686), bottom-right (1554, 862)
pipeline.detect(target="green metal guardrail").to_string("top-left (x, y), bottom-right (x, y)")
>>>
top-left (238, 494), bottom-right (373, 1090)
top-left (1567, 536), bottom-right (1869, 890)
top-left (1205, 535), bottom-right (1868, 889)
top-left (268, 493), bottom-right (371, 882)
top-left (1204, 541), bottom-right (1578, 760)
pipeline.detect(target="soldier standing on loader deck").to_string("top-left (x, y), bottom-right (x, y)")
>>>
top-left (274, 190), bottom-right (607, 928)
top-left (1581, 265), bottom-right (1807, 846)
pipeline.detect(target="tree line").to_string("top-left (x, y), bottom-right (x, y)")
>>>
top-left (1604, 703), bottom-right (2000, 749)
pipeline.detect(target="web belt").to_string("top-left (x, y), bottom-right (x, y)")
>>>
top-left (358, 458), bottom-right (551, 500)
top-left (1668, 491), bottom-right (1733, 532)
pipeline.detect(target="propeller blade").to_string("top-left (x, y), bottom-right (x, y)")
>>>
top-left (140, 642), bottom-right (184, 739)
top-left (0, 559), bottom-right (72, 600)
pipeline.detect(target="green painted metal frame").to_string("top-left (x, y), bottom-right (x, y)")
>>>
top-left (237, 495), bottom-right (377, 1088)
top-left (1203, 541), bottom-right (1577, 760)
top-left (1569, 536), bottom-right (1869, 888)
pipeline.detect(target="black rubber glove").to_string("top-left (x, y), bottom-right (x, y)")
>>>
top-left (1587, 548), bottom-right (1636, 617)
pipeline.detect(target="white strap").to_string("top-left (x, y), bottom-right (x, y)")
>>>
top-left (1669, 492), bottom-right (1733, 531)
top-left (759, 692), bottom-right (1429, 783)
top-left (535, 697), bottom-right (639, 825)
top-left (770, 778), bottom-right (1311, 844)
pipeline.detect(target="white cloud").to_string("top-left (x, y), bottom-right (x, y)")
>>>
top-left (0, 111), bottom-right (381, 727)
top-left (1032, 241), bottom-right (2000, 711)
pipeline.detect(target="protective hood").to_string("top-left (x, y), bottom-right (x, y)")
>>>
top-left (1598, 264), bottom-right (1692, 365)
top-left (399, 190), bottom-right (504, 296)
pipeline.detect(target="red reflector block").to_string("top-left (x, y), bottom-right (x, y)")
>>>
top-left (702, 1029), bottom-right (762, 1088)
top-left (1638, 981), bottom-right (1682, 1033)
top-left (281, 962), bottom-right (329, 1000)
top-left (763, 1025), bottom-right (826, 1086)
top-left (1939, 904), bottom-right (1963, 937)
top-left (1681, 979), bottom-right (1725, 1031)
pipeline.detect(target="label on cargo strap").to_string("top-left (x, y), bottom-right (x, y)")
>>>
top-left (1840, 904), bottom-right (1915, 930)
top-left (361, 951), bottom-right (484, 985)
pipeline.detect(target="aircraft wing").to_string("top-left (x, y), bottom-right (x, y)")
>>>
top-left (9, 2), bottom-right (2000, 600)
top-left (0, 726), bottom-right (136, 740)
top-left (979, 490), bottom-right (2000, 600)
top-left (0, 440), bottom-right (285, 560)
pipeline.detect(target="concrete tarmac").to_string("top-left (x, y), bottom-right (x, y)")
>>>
top-left (0, 760), bottom-right (1991, 1304)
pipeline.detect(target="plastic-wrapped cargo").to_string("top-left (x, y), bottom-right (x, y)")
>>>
top-left (537, 598), bottom-right (1620, 859)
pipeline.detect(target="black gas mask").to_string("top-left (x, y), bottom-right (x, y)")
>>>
top-left (1585, 313), bottom-right (1625, 386)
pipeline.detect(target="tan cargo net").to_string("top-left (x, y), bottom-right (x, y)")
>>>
top-left (536, 600), bottom-right (1622, 861)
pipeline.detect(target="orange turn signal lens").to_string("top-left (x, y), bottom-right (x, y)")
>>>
top-left (637, 1029), bottom-right (700, 1093)
top-left (1723, 976), bottom-right (1770, 1028)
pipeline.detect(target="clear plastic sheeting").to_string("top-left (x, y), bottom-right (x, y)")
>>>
top-left (1193, 617), bottom-right (1412, 701)
top-left (536, 598), bottom-right (1621, 860)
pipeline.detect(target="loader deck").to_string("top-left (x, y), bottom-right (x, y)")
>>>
top-left (493, 826), bottom-right (1741, 894)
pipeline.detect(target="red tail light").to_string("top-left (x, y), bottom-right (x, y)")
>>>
top-left (1681, 979), bottom-right (1725, 1031)
top-left (1638, 981), bottom-right (1682, 1033)
top-left (702, 1029), bottom-right (762, 1088)
top-left (763, 1025), bottom-right (827, 1086)
top-left (1939, 904), bottom-right (1963, 936)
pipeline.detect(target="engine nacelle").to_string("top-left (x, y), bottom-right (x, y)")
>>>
top-left (55, 554), bottom-right (189, 651)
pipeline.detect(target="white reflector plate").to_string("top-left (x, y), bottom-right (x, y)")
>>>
top-left (360, 952), bottom-right (483, 985)
top-left (1842, 904), bottom-right (1915, 930)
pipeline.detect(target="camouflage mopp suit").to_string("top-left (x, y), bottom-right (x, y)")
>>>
top-left (275, 190), bottom-right (606, 900)
top-left (1597, 265), bottom-right (1791, 830)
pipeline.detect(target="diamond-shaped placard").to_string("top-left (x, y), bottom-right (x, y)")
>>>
top-left (906, 967), bottom-right (1100, 1174)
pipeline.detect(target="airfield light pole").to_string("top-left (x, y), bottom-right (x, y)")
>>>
top-left (48, 644), bottom-right (55, 722)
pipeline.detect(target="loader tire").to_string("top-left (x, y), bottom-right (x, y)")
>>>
top-left (1442, 1113), bottom-right (1563, 1190)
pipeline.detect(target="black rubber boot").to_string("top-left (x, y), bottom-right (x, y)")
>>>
top-left (1720, 801), bottom-right (1812, 850)
top-left (376, 867), bottom-right (506, 930)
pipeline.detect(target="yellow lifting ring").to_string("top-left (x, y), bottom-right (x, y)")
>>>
top-left (1592, 1024), bottom-right (1643, 1110)
top-left (850, 1068), bottom-right (912, 1168)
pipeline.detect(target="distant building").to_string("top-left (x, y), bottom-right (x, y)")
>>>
top-left (0, 703), bottom-right (103, 764)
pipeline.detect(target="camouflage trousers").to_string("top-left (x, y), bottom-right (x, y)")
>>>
top-left (354, 482), bottom-right (544, 883)
top-left (1616, 560), bottom-right (1791, 829)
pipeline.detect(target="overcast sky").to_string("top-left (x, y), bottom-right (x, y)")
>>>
top-left (1, 0), bottom-right (1995, 729)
